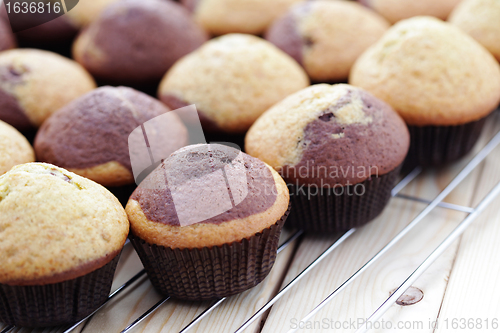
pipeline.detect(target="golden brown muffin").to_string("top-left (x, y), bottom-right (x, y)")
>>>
top-left (159, 34), bottom-right (309, 134)
top-left (35, 86), bottom-right (188, 187)
top-left (449, 0), bottom-right (500, 62)
top-left (73, 0), bottom-right (208, 85)
top-left (266, 0), bottom-right (390, 82)
top-left (0, 120), bottom-right (35, 175)
top-left (182, 0), bottom-right (303, 36)
top-left (350, 16), bottom-right (500, 127)
top-left (126, 143), bottom-right (290, 300)
top-left (0, 163), bottom-right (129, 326)
top-left (0, 18), bottom-right (15, 51)
top-left (0, 49), bottom-right (96, 131)
top-left (359, 0), bottom-right (462, 24)
top-left (246, 84), bottom-right (409, 232)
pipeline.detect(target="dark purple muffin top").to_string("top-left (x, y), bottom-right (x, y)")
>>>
top-left (73, 0), bottom-right (208, 84)
top-left (246, 84), bottom-right (410, 187)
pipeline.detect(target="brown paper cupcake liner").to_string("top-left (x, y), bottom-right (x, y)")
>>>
top-left (404, 116), bottom-right (487, 168)
top-left (0, 253), bottom-right (121, 327)
top-left (285, 165), bottom-right (402, 233)
top-left (129, 205), bottom-right (290, 301)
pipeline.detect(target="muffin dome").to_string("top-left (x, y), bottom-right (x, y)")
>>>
top-left (449, 0), bottom-right (500, 62)
top-left (0, 49), bottom-right (96, 131)
top-left (0, 163), bottom-right (129, 285)
top-left (266, 0), bottom-right (389, 82)
top-left (350, 17), bottom-right (500, 126)
top-left (159, 34), bottom-right (309, 133)
top-left (127, 143), bottom-right (289, 248)
top-left (245, 84), bottom-right (409, 186)
top-left (34, 86), bottom-right (188, 187)
top-left (182, 0), bottom-right (302, 36)
top-left (359, 0), bottom-right (461, 24)
top-left (0, 120), bottom-right (35, 175)
top-left (73, 0), bottom-right (208, 84)
top-left (0, 18), bottom-right (15, 51)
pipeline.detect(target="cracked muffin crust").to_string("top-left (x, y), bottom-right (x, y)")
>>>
top-left (0, 163), bottom-right (129, 286)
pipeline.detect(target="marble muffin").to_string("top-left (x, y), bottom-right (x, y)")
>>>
top-left (182, 0), bottom-right (303, 36)
top-left (34, 86), bottom-right (188, 187)
top-left (0, 120), bottom-right (35, 175)
top-left (449, 0), bottom-right (500, 62)
top-left (358, 0), bottom-right (462, 24)
top-left (246, 84), bottom-right (409, 231)
top-left (266, 0), bottom-right (389, 82)
top-left (0, 163), bottom-right (129, 327)
top-left (73, 0), bottom-right (208, 85)
top-left (0, 18), bottom-right (15, 51)
top-left (126, 143), bottom-right (290, 300)
top-left (0, 49), bottom-right (96, 131)
top-left (159, 34), bottom-right (309, 134)
top-left (350, 17), bottom-right (500, 166)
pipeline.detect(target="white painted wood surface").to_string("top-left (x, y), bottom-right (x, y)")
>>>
top-left (2, 111), bottom-right (500, 333)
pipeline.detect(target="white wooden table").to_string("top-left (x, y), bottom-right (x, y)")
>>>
top-left (2, 110), bottom-right (500, 333)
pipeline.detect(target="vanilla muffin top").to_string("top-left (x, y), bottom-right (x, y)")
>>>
top-left (245, 84), bottom-right (409, 186)
top-left (159, 34), bottom-right (309, 133)
top-left (73, 0), bottom-right (208, 84)
top-left (0, 120), bottom-right (35, 175)
top-left (183, 0), bottom-right (303, 35)
top-left (359, 0), bottom-right (462, 24)
top-left (126, 144), bottom-right (290, 249)
top-left (66, 0), bottom-right (120, 28)
top-left (0, 18), bottom-right (15, 51)
top-left (0, 49), bottom-right (96, 131)
top-left (349, 17), bottom-right (500, 126)
top-left (35, 86), bottom-right (188, 187)
top-left (266, 0), bottom-right (389, 82)
top-left (0, 163), bottom-right (129, 286)
top-left (449, 0), bottom-right (500, 62)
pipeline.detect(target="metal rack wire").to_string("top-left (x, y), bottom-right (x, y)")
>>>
top-left (2, 125), bottom-right (500, 333)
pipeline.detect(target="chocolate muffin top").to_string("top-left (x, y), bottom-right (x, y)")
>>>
top-left (183, 0), bottom-right (302, 36)
top-left (266, 0), bottom-right (389, 82)
top-left (126, 144), bottom-right (290, 249)
top-left (73, 0), bottom-right (208, 84)
top-left (350, 17), bottom-right (500, 126)
top-left (359, 0), bottom-right (461, 24)
top-left (0, 49), bottom-right (96, 131)
top-left (449, 0), bottom-right (500, 62)
top-left (0, 163), bottom-right (129, 286)
top-left (35, 86), bottom-right (188, 187)
top-left (0, 120), bottom-right (34, 175)
top-left (158, 34), bottom-right (309, 133)
top-left (0, 18), bottom-right (15, 51)
top-left (245, 84), bottom-right (409, 187)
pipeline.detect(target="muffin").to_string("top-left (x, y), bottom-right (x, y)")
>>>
top-left (358, 0), bottom-right (462, 24)
top-left (266, 0), bottom-right (390, 82)
top-left (182, 0), bottom-right (303, 36)
top-left (0, 120), bottom-right (35, 175)
top-left (73, 0), bottom-right (208, 85)
top-left (0, 18), bottom-right (16, 51)
top-left (66, 0), bottom-right (121, 28)
top-left (246, 84), bottom-right (409, 232)
top-left (350, 17), bottom-right (500, 167)
top-left (34, 86), bottom-right (189, 188)
top-left (0, 163), bottom-right (129, 327)
top-left (126, 143), bottom-right (290, 300)
top-left (449, 0), bottom-right (500, 62)
top-left (0, 49), bottom-right (96, 131)
top-left (158, 34), bottom-right (309, 134)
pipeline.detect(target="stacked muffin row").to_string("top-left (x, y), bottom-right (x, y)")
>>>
top-left (1, 0), bottom-right (500, 328)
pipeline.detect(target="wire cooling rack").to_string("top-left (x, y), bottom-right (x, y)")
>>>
top-left (2, 112), bottom-right (500, 333)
